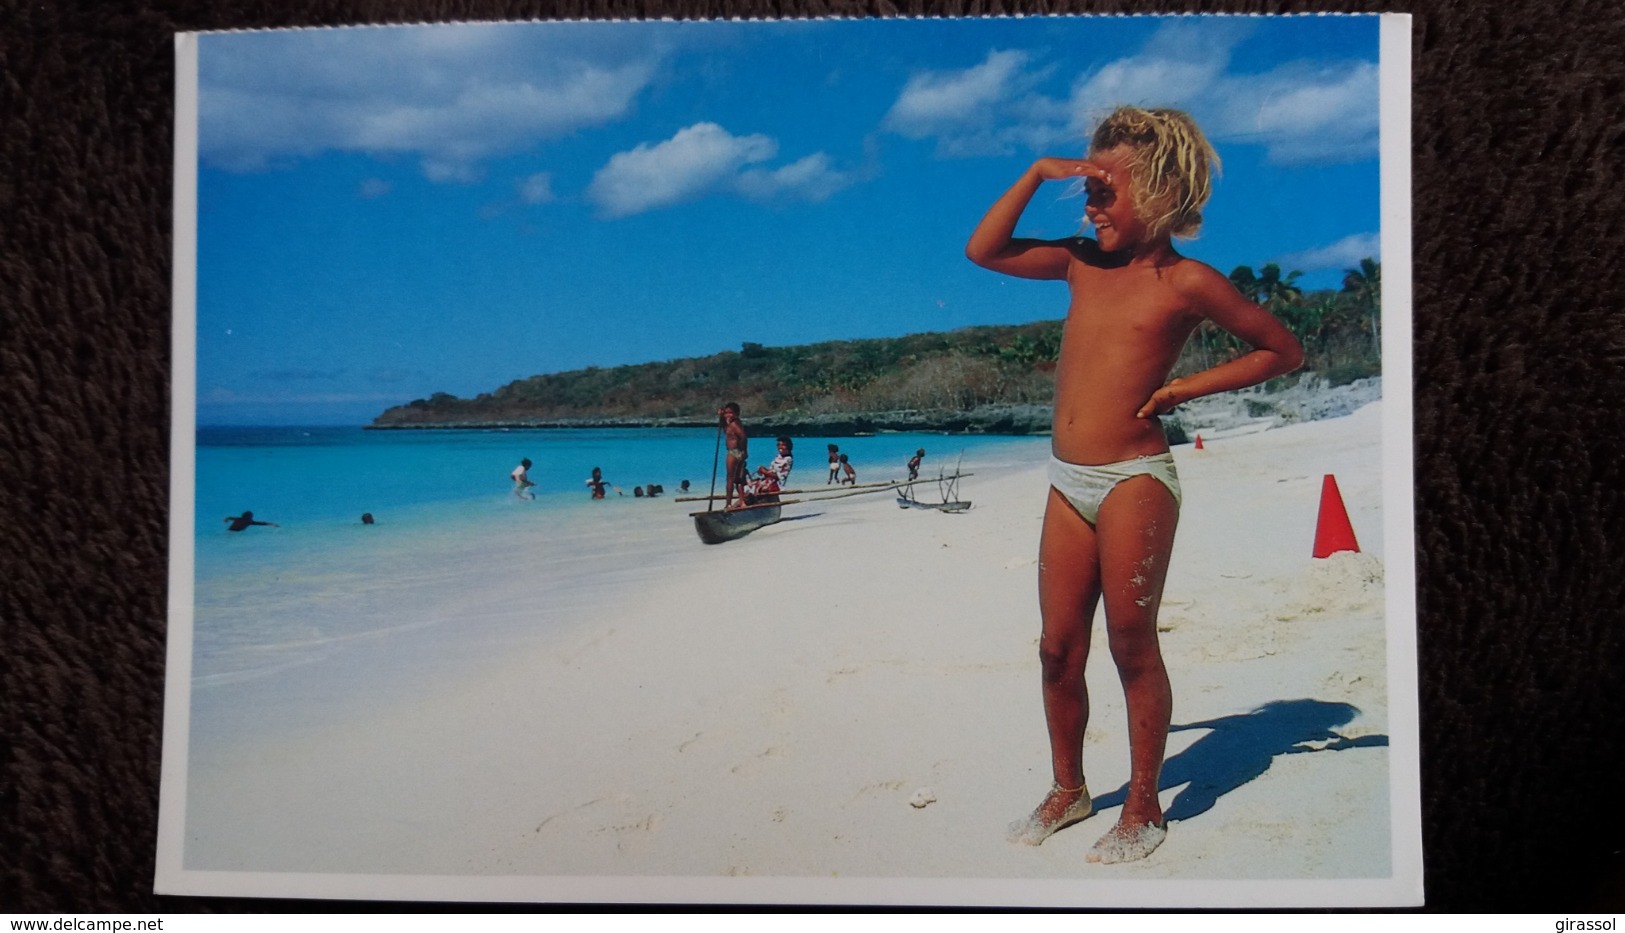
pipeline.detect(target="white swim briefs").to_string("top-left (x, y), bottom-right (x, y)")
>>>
top-left (1048, 453), bottom-right (1181, 525)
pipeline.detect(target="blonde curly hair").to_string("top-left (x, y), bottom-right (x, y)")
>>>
top-left (1088, 106), bottom-right (1219, 240)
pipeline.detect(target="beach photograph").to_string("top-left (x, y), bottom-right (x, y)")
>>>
top-left (158, 15), bottom-right (1418, 907)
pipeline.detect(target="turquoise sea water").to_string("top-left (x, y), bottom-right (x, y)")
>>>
top-left (187, 425), bottom-right (1047, 744)
top-left (195, 425), bottom-right (1035, 551)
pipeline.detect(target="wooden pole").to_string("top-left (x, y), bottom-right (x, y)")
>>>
top-left (705, 413), bottom-right (723, 513)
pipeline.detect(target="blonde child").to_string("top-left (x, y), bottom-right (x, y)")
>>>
top-left (966, 107), bottom-right (1303, 863)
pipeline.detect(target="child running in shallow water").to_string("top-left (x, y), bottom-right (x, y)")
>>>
top-left (966, 107), bottom-right (1303, 864)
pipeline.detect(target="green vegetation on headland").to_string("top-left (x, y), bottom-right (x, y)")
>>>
top-left (370, 259), bottom-right (1382, 436)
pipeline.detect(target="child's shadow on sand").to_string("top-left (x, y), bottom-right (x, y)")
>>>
top-left (1090, 698), bottom-right (1389, 823)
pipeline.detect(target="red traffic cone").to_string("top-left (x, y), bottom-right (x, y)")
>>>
top-left (1194, 434), bottom-right (1205, 450)
top-left (1312, 474), bottom-right (1360, 558)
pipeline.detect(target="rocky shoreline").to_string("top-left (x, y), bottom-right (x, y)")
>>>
top-left (363, 403), bottom-right (1056, 436)
top-left (364, 377), bottom-right (1382, 440)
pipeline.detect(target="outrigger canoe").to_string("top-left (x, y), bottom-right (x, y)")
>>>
top-left (683, 474), bottom-right (974, 544)
top-left (690, 501), bottom-right (786, 544)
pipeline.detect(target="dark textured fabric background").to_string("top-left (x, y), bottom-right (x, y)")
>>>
top-left (3, 0), bottom-right (1622, 913)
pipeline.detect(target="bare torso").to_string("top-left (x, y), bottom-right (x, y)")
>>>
top-left (1051, 242), bottom-right (1203, 465)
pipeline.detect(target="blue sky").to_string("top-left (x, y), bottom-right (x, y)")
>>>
top-left (192, 16), bottom-right (1383, 425)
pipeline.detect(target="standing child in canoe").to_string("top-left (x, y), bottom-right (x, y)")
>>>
top-left (966, 106), bottom-right (1302, 863)
top-left (719, 402), bottom-right (749, 509)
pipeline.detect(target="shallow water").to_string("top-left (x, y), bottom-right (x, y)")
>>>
top-left (186, 425), bottom-right (1044, 748)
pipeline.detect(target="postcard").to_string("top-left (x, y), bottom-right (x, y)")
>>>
top-left (159, 14), bottom-right (1417, 906)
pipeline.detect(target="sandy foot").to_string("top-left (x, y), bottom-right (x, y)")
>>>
top-left (1007, 784), bottom-right (1094, 846)
top-left (1086, 820), bottom-right (1168, 864)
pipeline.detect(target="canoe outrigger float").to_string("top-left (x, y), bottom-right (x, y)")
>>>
top-left (898, 497), bottom-right (972, 513)
top-left (897, 461), bottom-right (972, 513)
top-left (897, 494), bottom-right (971, 512)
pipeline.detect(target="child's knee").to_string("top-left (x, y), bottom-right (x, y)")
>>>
top-left (1106, 631), bottom-right (1164, 679)
top-left (1038, 635), bottom-right (1087, 680)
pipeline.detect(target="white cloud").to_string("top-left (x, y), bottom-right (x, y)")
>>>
top-left (1066, 23), bottom-right (1242, 130)
top-left (1276, 232), bottom-right (1381, 271)
top-left (199, 23), bottom-right (663, 180)
top-left (518, 173), bottom-right (556, 205)
top-left (587, 123), bottom-right (850, 218)
top-left (358, 178), bottom-right (391, 199)
top-left (882, 50), bottom-right (1068, 157)
top-left (885, 22), bottom-right (1378, 166)
top-left (421, 158), bottom-right (483, 185)
top-left (735, 153), bottom-right (850, 203)
top-left (884, 50), bottom-right (1036, 136)
top-left (1220, 62), bottom-right (1381, 164)
top-left (1071, 28), bottom-right (1377, 165)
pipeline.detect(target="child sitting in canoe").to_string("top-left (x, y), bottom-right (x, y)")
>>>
top-left (744, 436), bottom-right (793, 504)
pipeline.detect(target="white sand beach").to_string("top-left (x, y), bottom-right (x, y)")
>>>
top-left (175, 401), bottom-right (1406, 906)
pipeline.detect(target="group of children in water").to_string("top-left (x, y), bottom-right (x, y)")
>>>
top-left (820, 442), bottom-right (922, 486)
top-left (827, 444), bottom-right (854, 485)
top-left (583, 466), bottom-right (667, 500)
top-left (507, 458), bottom-right (675, 502)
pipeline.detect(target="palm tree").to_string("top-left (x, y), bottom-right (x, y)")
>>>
top-left (1341, 257), bottom-right (1381, 306)
top-left (1232, 262), bottom-right (1304, 307)
top-left (1256, 262), bottom-right (1305, 310)
top-left (1341, 258), bottom-right (1381, 355)
top-left (1277, 295), bottom-right (1333, 347)
top-left (1229, 261), bottom-right (1307, 362)
top-left (1229, 265), bottom-right (1263, 303)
